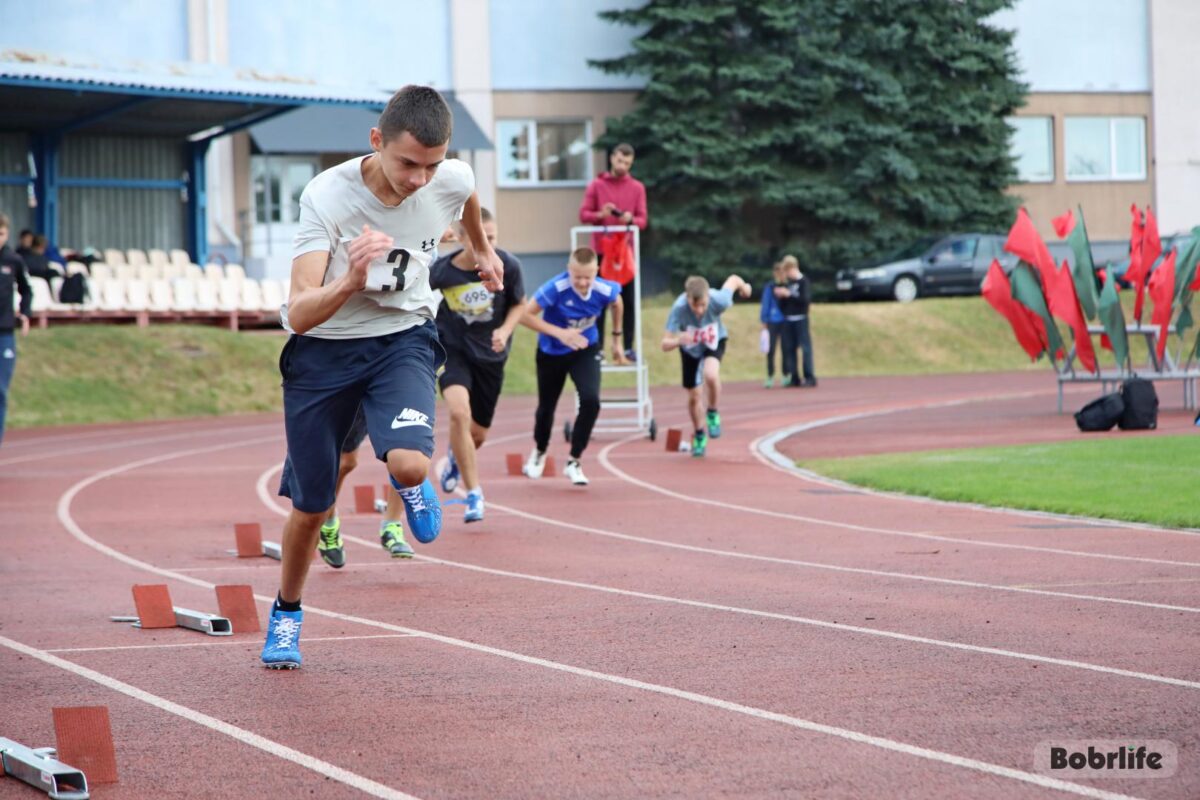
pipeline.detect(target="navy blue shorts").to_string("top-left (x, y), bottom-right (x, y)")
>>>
top-left (277, 321), bottom-right (445, 513)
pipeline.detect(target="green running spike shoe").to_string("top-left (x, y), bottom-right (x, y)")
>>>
top-left (380, 521), bottom-right (414, 558)
top-left (317, 517), bottom-right (346, 568)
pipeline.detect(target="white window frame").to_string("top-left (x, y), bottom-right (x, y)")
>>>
top-left (496, 119), bottom-right (593, 189)
top-left (1007, 116), bottom-right (1054, 184)
top-left (1064, 116), bottom-right (1147, 183)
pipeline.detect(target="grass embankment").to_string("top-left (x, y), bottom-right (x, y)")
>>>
top-left (800, 435), bottom-right (1200, 529)
top-left (11, 294), bottom-right (1120, 429)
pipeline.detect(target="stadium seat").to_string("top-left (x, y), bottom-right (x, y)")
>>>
top-left (104, 248), bottom-right (126, 265)
top-left (217, 277), bottom-right (240, 312)
top-left (148, 279), bottom-right (173, 312)
top-left (184, 263), bottom-right (204, 280)
top-left (66, 261), bottom-right (89, 276)
top-left (29, 279), bottom-right (54, 312)
top-left (116, 264), bottom-right (138, 282)
top-left (98, 279), bottom-right (127, 311)
top-left (239, 279), bottom-right (264, 312)
top-left (90, 262), bottom-right (113, 281)
top-left (194, 279), bottom-right (218, 311)
top-left (224, 263), bottom-right (246, 283)
top-left (161, 263), bottom-right (183, 280)
top-left (126, 249), bottom-right (148, 266)
top-left (171, 278), bottom-right (197, 312)
top-left (148, 249), bottom-right (169, 268)
top-left (125, 279), bottom-right (149, 311)
top-left (203, 262), bottom-right (225, 281)
top-left (169, 249), bottom-right (190, 267)
top-left (137, 264), bottom-right (161, 282)
top-left (259, 278), bottom-right (285, 313)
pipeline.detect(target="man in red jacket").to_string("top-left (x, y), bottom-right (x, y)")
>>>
top-left (579, 143), bottom-right (647, 360)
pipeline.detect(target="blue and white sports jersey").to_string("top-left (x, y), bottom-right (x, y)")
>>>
top-left (533, 271), bottom-right (621, 356)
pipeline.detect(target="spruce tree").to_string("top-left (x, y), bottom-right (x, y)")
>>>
top-left (592, 0), bottom-right (1025, 287)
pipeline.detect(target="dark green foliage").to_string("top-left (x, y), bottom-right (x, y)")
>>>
top-left (592, 0), bottom-right (1025, 289)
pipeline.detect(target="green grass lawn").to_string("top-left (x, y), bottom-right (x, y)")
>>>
top-left (800, 434), bottom-right (1200, 529)
top-left (6, 294), bottom-right (1164, 429)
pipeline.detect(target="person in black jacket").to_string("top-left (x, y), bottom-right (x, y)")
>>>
top-left (0, 213), bottom-right (33, 446)
top-left (773, 255), bottom-right (816, 387)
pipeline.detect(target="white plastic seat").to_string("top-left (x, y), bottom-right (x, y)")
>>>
top-left (224, 263), bottom-right (246, 283)
top-left (66, 261), bottom-right (89, 276)
top-left (104, 248), bottom-right (126, 265)
top-left (216, 277), bottom-right (240, 312)
top-left (259, 278), bottom-right (285, 313)
top-left (50, 276), bottom-right (64, 302)
top-left (171, 278), bottom-right (197, 312)
top-left (90, 262), bottom-right (113, 281)
top-left (148, 279), bottom-right (173, 312)
top-left (239, 279), bottom-right (264, 312)
top-left (29, 279), bottom-right (55, 312)
top-left (124, 279), bottom-right (149, 311)
top-left (116, 264), bottom-right (138, 282)
top-left (203, 262), bottom-right (225, 281)
top-left (125, 249), bottom-right (148, 266)
top-left (147, 249), bottom-right (169, 268)
top-left (184, 263), bottom-right (204, 280)
top-left (161, 263), bottom-right (183, 281)
top-left (169, 249), bottom-right (191, 267)
top-left (98, 279), bottom-right (127, 311)
top-left (137, 264), bottom-right (161, 282)
top-left (194, 279), bottom-right (218, 311)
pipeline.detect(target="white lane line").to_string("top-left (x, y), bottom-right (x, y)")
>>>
top-left (599, 435), bottom-right (1200, 569)
top-left (170, 561), bottom-right (442, 573)
top-left (752, 403), bottom-right (1200, 538)
top-left (45, 634), bottom-right (419, 654)
top-left (66, 431), bottom-right (1144, 799)
top-left (0, 634), bottom-right (422, 800)
top-left (254, 445), bottom-right (1200, 617)
top-left (0, 422), bottom-right (180, 450)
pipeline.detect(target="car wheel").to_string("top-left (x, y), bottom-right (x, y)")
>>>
top-left (892, 275), bottom-right (919, 303)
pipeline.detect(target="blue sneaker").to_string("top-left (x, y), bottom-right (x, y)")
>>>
top-left (261, 605), bottom-right (303, 669)
top-left (464, 489), bottom-right (484, 523)
top-left (440, 451), bottom-right (459, 493)
top-left (393, 477), bottom-right (442, 543)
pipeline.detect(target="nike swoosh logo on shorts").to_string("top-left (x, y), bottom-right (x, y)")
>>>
top-left (391, 418), bottom-right (432, 430)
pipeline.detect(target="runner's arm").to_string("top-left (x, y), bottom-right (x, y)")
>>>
top-left (519, 297), bottom-right (586, 349)
top-left (721, 274), bottom-right (752, 299)
top-left (492, 298), bottom-right (528, 352)
top-left (287, 225), bottom-right (391, 334)
top-left (459, 193), bottom-right (503, 292)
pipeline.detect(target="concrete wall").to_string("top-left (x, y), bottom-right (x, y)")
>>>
top-left (492, 90), bottom-right (637, 255)
top-left (1149, 0), bottom-right (1200, 235)
top-left (0, 0), bottom-right (190, 64)
top-left (1008, 93), bottom-right (1154, 242)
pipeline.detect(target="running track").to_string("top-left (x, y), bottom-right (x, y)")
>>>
top-left (2, 372), bottom-right (1197, 799)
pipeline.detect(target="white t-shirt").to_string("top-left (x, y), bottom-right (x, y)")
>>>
top-left (283, 155), bottom-right (475, 339)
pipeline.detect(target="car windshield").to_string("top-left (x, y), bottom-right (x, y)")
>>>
top-left (883, 236), bottom-right (941, 262)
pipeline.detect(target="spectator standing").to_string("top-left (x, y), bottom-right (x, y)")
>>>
top-left (760, 260), bottom-right (786, 388)
top-left (0, 213), bottom-right (32, 446)
top-left (578, 143), bottom-right (647, 359)
top-left (774, 255), bottom-right (817, 387)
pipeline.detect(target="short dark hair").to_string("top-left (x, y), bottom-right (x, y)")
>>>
top-left (613, 143), bottom-right (635, 158)
top-left (479, 206), bottom-right (494, 224)
top-left (18, 228), bottom-right (32, 238)
top-left (32, 234), bottom-right (46, 248)
top-left (378, 85), bottom-right (453, 147)
top-left (570, 247), bottom-right (597, 266)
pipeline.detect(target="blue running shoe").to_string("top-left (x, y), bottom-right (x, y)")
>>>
top-left (440, 451), bottom-right (459, 493)
top-left (393, 477), bottom-right (442, 543)
top-left (261, 605), bottom-right (303, 669)
top-left (464, 489), bottom-right (484, 523)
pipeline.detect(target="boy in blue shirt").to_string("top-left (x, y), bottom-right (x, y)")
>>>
top-left (662, 274), bottom-right (752, 456)
top-left (520, 247), bottom-right (624, 485)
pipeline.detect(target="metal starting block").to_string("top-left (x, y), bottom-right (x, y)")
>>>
top-left (0, 738), bottom-right (89, 799)
top-left (110, 607), bottom-right (232, 636)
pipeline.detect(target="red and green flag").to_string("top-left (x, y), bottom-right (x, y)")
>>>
top-left (1051, 206), bottom-right (1099, 320)
top-left (1097, 270), bottom-right (1129, 369)
top-left (1148, 249), bottom-right (1177, 363)
top-left (982, 259), bottom-right (1047, 361)
top-left (1172, 227), bottom-right (1200, 339)
top-left (1009, 262), bottom-right (1064, 361)
top-left (1005, 208), bottom-right (1057, 287)
top-left (1048, 258), bottom-right (1097, 373)
top-left (1123, 205), bottom-right (1148, 322)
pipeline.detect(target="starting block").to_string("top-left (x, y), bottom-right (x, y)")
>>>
top-left (353, 485), bottom-right (376, 514)
top-left (233, 522), bottom-right (263, 557)
top-left (116, 585), bottom-right (232, 636)
top-left (215, 585), bottom-right (260, 633)
top-left (53, 706), bottom-right (118, 786)
top-left (664, 428), bottom-right (682, 452)
top-left (505, 453), bottom-right (524, 476)
top-left (0, 736), bottom-right (90, 799)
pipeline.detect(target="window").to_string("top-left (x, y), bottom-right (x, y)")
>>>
top-left (251, 157), bottom-right (318, 224)
top-left (931, 238), bottom-right (977, 263)
top-left (1008, 116), bottom-right (1053, 183)
top-left (497, 120), bottom-right (591, 187)
top-left (1064, 116), bottom-right (1146, 181)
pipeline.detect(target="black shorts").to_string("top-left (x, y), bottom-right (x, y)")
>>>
top-left (680, 338), bottom-right (727, 388)
top-left (438, 346), bottom-right (506, 429)
top-left (341, 405), bottom-right (368, 453)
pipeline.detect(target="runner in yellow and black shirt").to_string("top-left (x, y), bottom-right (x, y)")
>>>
top-left (428, 207), bottom-right (525, 522)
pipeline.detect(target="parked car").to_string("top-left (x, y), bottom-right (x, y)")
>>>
top-left (834, 234), bottom-right (1014, 302)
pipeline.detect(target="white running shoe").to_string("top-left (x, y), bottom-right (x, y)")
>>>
top-left (522, 449), bottom-right (546, 479)
top-left (564, 458), bottom-right (589, 486)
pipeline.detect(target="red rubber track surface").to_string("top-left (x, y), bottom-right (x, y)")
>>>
top-left (2, 372), bottom-right (1197, 799)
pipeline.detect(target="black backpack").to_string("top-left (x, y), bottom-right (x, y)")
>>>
top-left (1118, 378), bottom-right (1158, 430)
top-left (1075, 392), bottom-right (1124, 432)
top-left (58, 272), bottom-right (87, 304)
